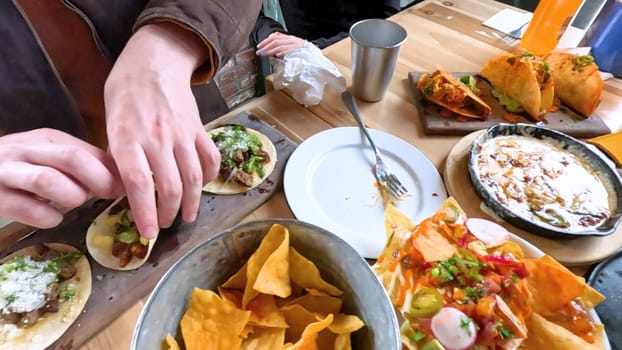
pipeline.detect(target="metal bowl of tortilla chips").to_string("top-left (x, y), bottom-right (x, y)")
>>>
top-left (131, 219), bottom-right (401, 350)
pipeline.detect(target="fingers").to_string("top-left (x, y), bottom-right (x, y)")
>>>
top-left (0, 160), bottom-right (90, 209)
top-left (0, 178), bottom-right (70, 229)
top-left (0, 129), bottom-right (122, 199)
top-left (256, 32), bottom-right (306, 57)
top-left (22, 143), bottom-right (121, 200)
top-left (196, 132), bottom-right (221, 185)
top-left (148, 147), bottom-right (183, 229)
top-left (111, 144), bottom-right (159, 240)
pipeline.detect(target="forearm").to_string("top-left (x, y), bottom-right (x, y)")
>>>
top-left (120, 22), bottom-right (210, 81)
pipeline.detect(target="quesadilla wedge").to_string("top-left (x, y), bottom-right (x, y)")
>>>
top-left (203, 125), bottom-right (277, 194)
top-left (545, 52), bottom-right (602, 118)
top-left (416, 68), bottom-right (492, 119)
top-left (481, 52), bottom-right (554, 121)
top-left (0, 243), bottom-right (91, 350)
top-left (86, 197), bottom-right (157, 270)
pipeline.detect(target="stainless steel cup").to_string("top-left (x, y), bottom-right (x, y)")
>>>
top-left (349, 19), bottom-right (408, 102)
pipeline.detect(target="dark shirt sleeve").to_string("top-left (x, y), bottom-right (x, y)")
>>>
top-left (252, 15), bottom-right (287, 46)
top-left (308, 0), bottom-right (401, 49)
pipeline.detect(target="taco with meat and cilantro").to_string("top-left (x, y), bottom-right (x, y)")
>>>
top-left (0, 243), bottom-right (91, 350)
top-left (203, 125), bottom-right (277, 194)
top-left (86, 197), bottom-right (157, 271)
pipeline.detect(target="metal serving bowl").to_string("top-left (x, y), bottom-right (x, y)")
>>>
top-left (131, 219), bottom-right (401, 349)
top-left (468, 123), bottom-right (622, 239)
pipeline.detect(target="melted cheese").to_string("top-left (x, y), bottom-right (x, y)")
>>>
top-left (474, 135), bottom-right (612, 233)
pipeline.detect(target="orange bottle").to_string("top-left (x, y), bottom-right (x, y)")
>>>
top-left (519, 0), bottom-right (584, 56)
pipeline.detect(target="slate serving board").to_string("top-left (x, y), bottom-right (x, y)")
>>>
top-left (409, 72), bottom-right (611, 138)
top-left (0, 112), bottom-right (297, 350)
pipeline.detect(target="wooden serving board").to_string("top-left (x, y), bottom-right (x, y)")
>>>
top-left (0, 112), bottom-right (297, 350)
top-left (409, 72), bottom-right (611, 138)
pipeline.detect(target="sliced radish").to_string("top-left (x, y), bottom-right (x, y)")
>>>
top-left (465, 218), bottom-right (510, 248)
top-left (430, 307), bottom-right (477, 350)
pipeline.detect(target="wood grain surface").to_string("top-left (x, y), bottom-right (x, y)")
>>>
top-left (0, 112), bottom-right (297, 350)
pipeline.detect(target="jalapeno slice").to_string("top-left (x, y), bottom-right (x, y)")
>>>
top-left (407, 287), bottom-right (444, 318)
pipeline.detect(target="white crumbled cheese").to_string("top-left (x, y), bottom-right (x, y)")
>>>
top-left (0, 256), bottom-right (57, 314)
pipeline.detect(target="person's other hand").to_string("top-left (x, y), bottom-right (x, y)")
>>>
top-left (104, 22), bottom-right (220, 240)
top-left (257, 32), bottom-right (306, 58)
top-left (0, 128), bottom-right (122, 228)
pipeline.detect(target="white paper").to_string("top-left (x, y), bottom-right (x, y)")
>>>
top-left (483, 8), bottom-right (532, 37)
top-left (271, 41), bottom-right (346, 107)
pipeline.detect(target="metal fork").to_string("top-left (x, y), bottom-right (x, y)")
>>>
top-left (341, 91), bottom-right (410, 200)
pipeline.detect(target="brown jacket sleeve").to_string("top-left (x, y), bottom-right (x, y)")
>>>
top-left (134, 0), bottom-right (263, 82)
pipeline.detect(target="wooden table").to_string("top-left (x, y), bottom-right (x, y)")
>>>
top-left (76, 0), bottom-right (620, 348)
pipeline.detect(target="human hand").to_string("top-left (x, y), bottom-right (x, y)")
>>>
top-left (0, 128), bottom-right (122, 228)
top-left (257, 32), bottom-right (306, 58)
top-left (104, 22), bottom-right (220, 240)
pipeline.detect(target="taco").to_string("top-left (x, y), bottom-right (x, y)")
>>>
top-left (86, 197), bottom-right (157, 270)
top-left (545, 52), bottom-right (602, 118)
top-left (373, 198), bottom-right (605, 350)
top-left (416, 67), bottom-right (492, 119)
top-left (203, 125), bottom-right (277, 194)
top-left (0, 243), bottom-right (91, 349)
top-left (481, 52), bottom-right (554, 121)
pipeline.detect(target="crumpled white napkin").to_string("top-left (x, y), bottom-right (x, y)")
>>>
top-left (271, 41), bottom-right (346, 107)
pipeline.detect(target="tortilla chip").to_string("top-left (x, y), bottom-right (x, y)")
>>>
top-left (163, 334), bottom-right (181, 350)
top-left (522, 313), bottom-right (604, 350)
top-left (253, 225), bottom-right (291, 298)
top-left (284, 294), bottom-right (343, 316)
top-left (524, 256), bottom-right (605, 315)
top-left (221, 262), bottom-right (248, 289)
top-left (241, 327), bottom-right (286, 350)
top-left (281, 304), bottom-right (320, 343)
top-left (327, 314), bottom-right (365, 334)
top-left (334, 333), bottom-right (352, 350)
top-left (283, 314), bottom-right (334, 350)
top-left (538, 255), bottom-right (605, 308)
top-left (180, 288), bottom-right (251, 350)
top-left (412, 222), bottom-right (457, 262)
top-left (247, 294), bottom-right (288, 328)
top-left (289, 247), bottom-right (342, 297)
top-left (242, 224), bottom-right (291, 307)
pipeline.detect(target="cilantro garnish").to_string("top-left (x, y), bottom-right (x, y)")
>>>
top-left (497, 321), bottom-right (515, 339)
top-left (460, 315), bottom-right (473, 337)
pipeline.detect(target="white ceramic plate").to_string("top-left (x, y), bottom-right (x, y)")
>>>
top-left (283, 127), bottom-right (447, 258)
top-left (511, 232), bottom-right (611, 349)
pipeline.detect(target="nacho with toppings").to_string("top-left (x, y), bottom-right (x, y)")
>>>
top-left (86, 197), bottom-right (156, 270)
top-left (417, 67), bottom-right (492, 119)
top-left (481, 52), bottom-right (554, 121)
top-left (0, 243), bottom-right (91, 350)
top-left (164, 224), bottom-right (364, 350)
top-left (204, 125), bottom-right (277, 194)
top-left (373, 197), bottom-right (605, 349)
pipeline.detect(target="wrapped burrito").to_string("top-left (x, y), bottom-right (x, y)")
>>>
top-left (416, 67), bottom-right (492, 119)
top-left (481, 52), bottom-right (554, 121)
top-left (545, 52), bottom-right (602, 118)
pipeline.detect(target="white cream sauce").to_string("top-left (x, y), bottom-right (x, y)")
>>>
top-left (474, 135), bottom-right (611, 232)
